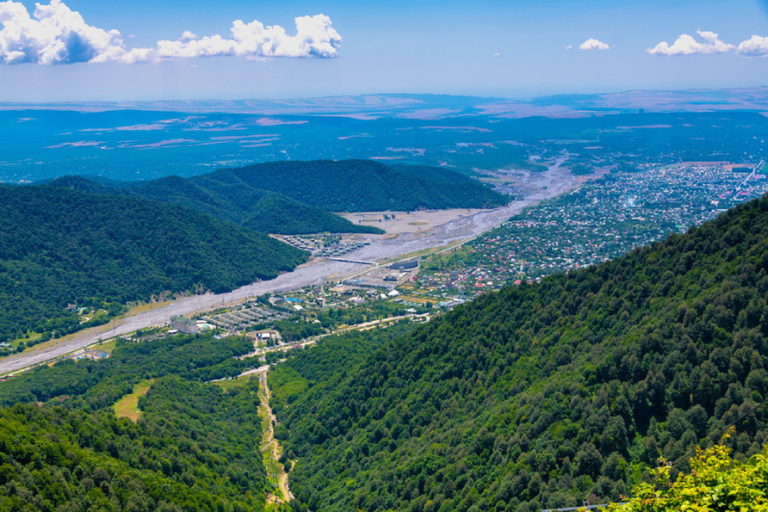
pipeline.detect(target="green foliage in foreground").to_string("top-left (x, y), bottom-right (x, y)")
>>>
top-left (271, 194), bottom-right (768, 511)
top-left (610, 432), bottom-right (768, 511)
top-left (0, 184), bottom-right (307, 343)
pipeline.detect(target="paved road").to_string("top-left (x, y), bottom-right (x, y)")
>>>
top-left (0, 157), bottom-right (583, 376)
top-left (0, 260), bottom-right (362, 375)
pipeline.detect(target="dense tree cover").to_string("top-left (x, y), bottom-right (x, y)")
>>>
top-left (392, 166), bottom-right (479, 185)
top-left (0, 377), bottom-right (268, 512)
top-left (269, 324), bottom-right (417, 413)
top-left (215, 159), bottom-right (508, 211)
top-left (45, 159), bottom-right (506, 234)
top-left (313, 302), bottom-right (414, 331)
top-left (0, 333), bottom-right (256, 407)
top-left (48, 173), bottom-right (383, 235)
top-left (269, 321), bottom-right (325, 343)
top-left (0, 329), bottom-right (281, 511)
top-left (131, 175), bottom-right (384, 235)
top-left (0, 185), bottom-right (307, 343)
top-left (268, 193), bottom-right (768, 511)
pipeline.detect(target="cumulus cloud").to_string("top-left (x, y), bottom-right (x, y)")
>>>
top-left (0, 0), bottom-right (131, 63)
top-left (579, 38), bottom-right (610, 51)
top-left (737, 35), bottom-right (768, 57)
top-left (155, 14), bottom-right (341, 60)
top-left (647, 29), bottom-right (734, 56)
top-left (0, 0), bottom-right (342, 64)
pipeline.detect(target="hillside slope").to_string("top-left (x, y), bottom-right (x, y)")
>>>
top-left (215, 159), bottom-right (508, 211)
top-left (47, 159), bottom-right (507, 233)
top-left (48, 175), bottom-right (383, 235)
top-left (270, 193), bottom-right (768, 511)
top-left (0, 184), bottom-right (307, 343)
top-left (0, 333), bottom-right (275, 511)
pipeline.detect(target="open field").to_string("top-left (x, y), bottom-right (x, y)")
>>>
top-left (113, 380), bottom-right (153, 422)
top-left (342, 209), bottom-right (490, 235)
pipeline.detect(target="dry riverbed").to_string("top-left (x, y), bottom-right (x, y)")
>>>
top-left (0, 157), bottom-right (600, 376)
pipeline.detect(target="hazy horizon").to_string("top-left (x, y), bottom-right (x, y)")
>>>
top-left (0, 0), bottom-right (766, 102)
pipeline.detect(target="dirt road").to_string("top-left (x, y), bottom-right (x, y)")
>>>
top-left (260, 371), bottom-right (294, 503)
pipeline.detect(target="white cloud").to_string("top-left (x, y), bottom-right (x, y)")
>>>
top-left (0, 0), bottom-right (133, 64)
top-left (564, 44), bottom-right (572, 50)
top-left (0, 0), bottom-right (342, 65)
top-left (737, 35), bottom-right (768, 57)
top-left (647, 29), bottom-right (734, 56)
top-left (153, 14), bottom-right (342, 59)
top-left (579, 38), bottom-right (610, 51)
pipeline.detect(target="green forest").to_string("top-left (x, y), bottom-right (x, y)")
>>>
top-left (0, 184), bottom-right (307, 344)
top-left (265, 193), bottom-right (768, 511)
top-left (47, 175), bottom-right (383, 236)
top-left (46, 159), bottom-right (508, 236)
top-left (0, 332), bottom-right (283, 512)
top-left (7, 174), bottom-right (768, 511)
top-left (215, 160), bottom-right (508, 212)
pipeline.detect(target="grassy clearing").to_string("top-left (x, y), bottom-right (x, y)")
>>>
top-left (113, 380), bottom-right (153, 422)
top-left (398, 295), bottom-right (438, 305)
top-left (92, 339), bottom-right (118, 354)
top-left (10, 332), bottom-right (42, 349)
top-left (210, 375), bottom-right (253, 391)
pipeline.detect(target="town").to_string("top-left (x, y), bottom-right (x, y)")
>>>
top-left (407, 162), bottom-right (768, 300)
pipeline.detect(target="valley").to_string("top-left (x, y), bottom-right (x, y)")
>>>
top-left (0, 194), bottom-right (550, 375)
top-left (1, 97), bottom-right (768, 512)
top-left (1, 0), bottom-right (766, 509)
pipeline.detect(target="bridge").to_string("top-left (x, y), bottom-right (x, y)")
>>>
top-left (325, 257), bottom-right (375, 265)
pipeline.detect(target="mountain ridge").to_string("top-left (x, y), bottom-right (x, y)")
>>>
top-left (46, 159), bottom-right (508, 234)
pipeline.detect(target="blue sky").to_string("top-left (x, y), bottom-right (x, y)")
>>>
top-left (0, 0), bottom-right (766, 101)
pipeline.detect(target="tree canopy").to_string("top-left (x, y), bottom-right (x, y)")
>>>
top-left (0, 184), bottom-right (307, 343)
top-left (267, 193), bottom-right (768, 511)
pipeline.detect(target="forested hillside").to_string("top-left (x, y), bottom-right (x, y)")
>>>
top-left (0, 185), bottom-right (307, 343)
top-left (0, 333), bottom-right (276, 512)
top-left (215, 159), bottom-right (508, 211)
top-left (392, 165), bottom-right (479, 184)
top-left (48, 175), bottom-right (383, 235)
top-left (46, 159), bottom-right (507, 234)
top-left (129, 175), bottom-right (384, 235)
top-left (269, 193), bottom-right (768, 512)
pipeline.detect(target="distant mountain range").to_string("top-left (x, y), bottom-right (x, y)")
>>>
top-left (46, 160), bottom-right (508, 233)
